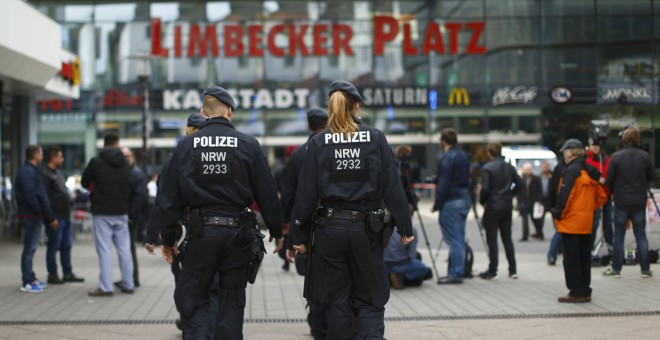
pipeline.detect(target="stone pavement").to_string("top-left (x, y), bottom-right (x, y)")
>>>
top-left (0, 199), bottom-right (659, 339)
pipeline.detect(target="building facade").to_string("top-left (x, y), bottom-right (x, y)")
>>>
top-left (27, 0), bottom-right (660, 181)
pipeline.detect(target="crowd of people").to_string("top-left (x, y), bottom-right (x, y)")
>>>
top-left (13, 79), bottom-right (657, 338)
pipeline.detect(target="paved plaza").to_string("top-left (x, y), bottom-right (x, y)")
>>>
top-left (0, 199), bottom-right (658, 339)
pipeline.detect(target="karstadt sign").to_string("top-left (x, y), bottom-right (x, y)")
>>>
top-left (163, 88), bottom-right (310, 110)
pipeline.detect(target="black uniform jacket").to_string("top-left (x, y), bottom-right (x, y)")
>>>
top-left (157, 117), bottom-right (283, 245)
top-left (291, 122), bottom-right (412, 245)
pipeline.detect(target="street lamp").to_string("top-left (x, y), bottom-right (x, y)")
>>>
top-left (128, 54), bottom-right (151, 173)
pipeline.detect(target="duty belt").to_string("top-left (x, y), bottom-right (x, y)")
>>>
top-left (203, 216), bottom-right (239, 227)
top-left (322, 208), bottom-right (368, 222)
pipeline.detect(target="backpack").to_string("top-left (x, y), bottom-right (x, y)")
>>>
top-left (448, 242), bottom-right (474, 278)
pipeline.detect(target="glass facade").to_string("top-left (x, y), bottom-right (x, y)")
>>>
top-left (29, 0), bottom-right (660, 180)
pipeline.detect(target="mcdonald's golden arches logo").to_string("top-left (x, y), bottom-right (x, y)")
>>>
top-left (448, 87), bottom-right (470, 106)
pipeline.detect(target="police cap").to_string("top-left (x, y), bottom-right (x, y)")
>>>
top-left (187, 113), bottom-right (207, 129)
top-left (306, 107), bottom-right (328, 120)
top-left (560, 138), bottom-right (583, 152)
top-left (203, 85), bottom-right (236, 111)
top-left (328, 80), bottom-right (362, 103)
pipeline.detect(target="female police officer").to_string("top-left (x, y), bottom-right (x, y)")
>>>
top-left (290, 80), bottom-right (414, 339)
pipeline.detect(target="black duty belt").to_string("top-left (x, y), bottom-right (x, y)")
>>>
top-left (324, 208), bottom-right (368, 222)
top-left (203, 216), bottom-right (240, 227)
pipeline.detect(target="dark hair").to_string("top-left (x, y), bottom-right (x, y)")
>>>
top-left (487, 142), bottom-right (502, 157)
top-left (308, 115), bottom-right (328, 132)
top-left (25, 145), bottom-right (41, 161)
top-left (46, 146), bottom-right (62, 162)
top-left (440, 128), bottom-right (458, 146)
top-left (622, 128), bottom-right (641, 147)
top-left (104, 133), bottom-right (120, 147)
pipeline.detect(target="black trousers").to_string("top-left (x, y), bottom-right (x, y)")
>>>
top-left (561, 233), bottom-right (592, 297)
top-left (308, 219), bottom-right (389, 340)
top-left (483, 209), bottom-right (517, 275)
top-left (128, 220), bottom-right (140, 286)
top-left (174, 226), bottom-right (250, 340)
top-left (521, 211), bottom-right (544, 239)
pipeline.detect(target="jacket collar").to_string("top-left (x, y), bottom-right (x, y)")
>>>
top-left (203, 117), bottom-right (235, 130)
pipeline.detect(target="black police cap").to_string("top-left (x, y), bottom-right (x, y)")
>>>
top-left (328, 80), bottom-right (362, 103)
top-left (203, 85), bottom-right (236, 110)
top-left (187, 113), bottom-right (207, 129)
top-left (306, 107), bottom-right (328, 120)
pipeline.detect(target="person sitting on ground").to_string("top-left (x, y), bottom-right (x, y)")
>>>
top-left (384, 227), bottom-right (432, 289)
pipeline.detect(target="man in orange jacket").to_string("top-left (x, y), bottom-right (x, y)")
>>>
top-left (553, 139), bottom-right (607, 303)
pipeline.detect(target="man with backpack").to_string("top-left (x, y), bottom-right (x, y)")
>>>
top-left (478, 142), bottom-right (522, 280)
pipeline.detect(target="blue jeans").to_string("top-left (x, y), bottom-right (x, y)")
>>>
top-left (591, 197), bottom-right (613, 252)
top-left (45, 217), bottom-right (74, 277)
top-left (93, 214), bottom-right (134, 292)
top-left (548, 231), bottom-right (562, 263)
top-left (21, 217), bottom-right (42, 285)
top-left (439, 196), bottom-right (470, 278)
top-left (611, 206), bottom-right (650, 273)
top-left (386, 259), bottom-right (430, 281)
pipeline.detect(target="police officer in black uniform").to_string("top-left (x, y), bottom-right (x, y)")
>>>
top-left (158, 86), bottom-right (283, 339)
top-left (280, 107), bottom-right (329, 338)
top-left (290, 81), bottom-right (414, 339)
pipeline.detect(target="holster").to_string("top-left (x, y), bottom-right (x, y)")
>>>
top-left (232, 208), bottom-right (265, 285)
top-left (366, 209), bottom-right (393, 248)
top-left (303, 208), bottom-right (324, 298)
top-left (186, 207), bottom-right (204, 237)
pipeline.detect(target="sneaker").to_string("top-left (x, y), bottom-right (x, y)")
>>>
top-left (20, 282), bottom-right (43, 293)
top-left (642, 271), bottom-right (653, 278)
top-left (602, 268), bottom-right (621, 278)
top-left (479, 271), bottom-right (499, 281)
top-left (509, 273), bottom-right (518, 279)
top-left (36, 280), bottom-right (47, 289)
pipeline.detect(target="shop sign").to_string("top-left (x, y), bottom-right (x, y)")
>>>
top-left (600, 87), bottom-right (651, 103)
top-left (491, 86), bottom-right (537, 106)
top-left (448, 87), bottom-right (470, 106)
top-left (103, 89), bottom-right (143, 108)
top-left (361, 87), bottom-right (427, 106)
top-left (550, 87), bottom-right (572, 103)
top-left (151, 16), bottom-right (485, 58)
top-left (59, 58), bottom-right (80, 85)
top-left (163, 88), bottom-right (310, 110)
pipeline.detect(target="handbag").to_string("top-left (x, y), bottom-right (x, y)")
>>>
top-left (532, 202), bottom-right (544, 219)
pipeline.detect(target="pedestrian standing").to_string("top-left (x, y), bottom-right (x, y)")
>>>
top-left (553, 139), bottom-right (607, 303)
top-left (518, 162), bottom-right (544, 241)
top-left (290, 80), bottom-right (414, 339)
top-left (158, 86), bottom-right (283, 339)
top-left (42, 146), bottom-right (84, 284)
top-left (15, 145), bottom-right (57, 293)
top-left (432, 128), bottom-right (471, 284)
top-left (82, 133), bottom-right (134, 296)
top-left (121, 147), bottom-right (148, 288)
top-left (585, 137), bottom-right (613, 262)
top-left (478, 142), bottom-right (521, 280)
top-left (603, 128), bottom-right (655, 278)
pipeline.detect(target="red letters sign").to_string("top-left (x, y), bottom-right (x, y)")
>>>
top-left (151, 16), bottom-right (485, 58)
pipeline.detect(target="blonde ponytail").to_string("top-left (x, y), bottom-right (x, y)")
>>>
top-left (327, 91), bottom-right (358, 135)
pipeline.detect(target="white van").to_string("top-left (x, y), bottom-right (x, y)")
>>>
top-left (502, 146), bottom-right (558, 176)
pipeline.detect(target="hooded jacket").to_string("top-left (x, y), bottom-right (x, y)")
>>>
top-left (81, 147), bottom-right (130, 215)
top-left (554, 158), bottom-right (607, 234)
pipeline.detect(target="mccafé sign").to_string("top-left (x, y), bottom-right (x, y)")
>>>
top-left (151, 16), bottom-right (485, 58)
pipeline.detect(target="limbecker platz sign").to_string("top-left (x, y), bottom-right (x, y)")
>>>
top-left (151, 16), bottom-right (485, 58)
